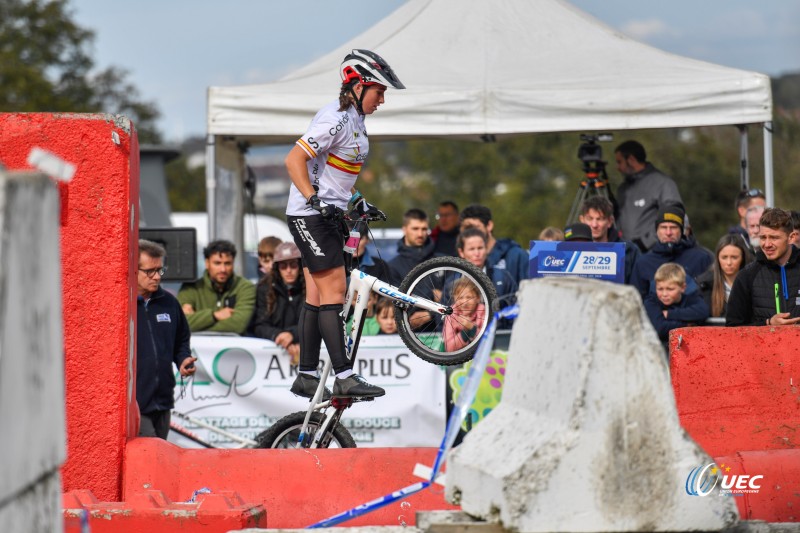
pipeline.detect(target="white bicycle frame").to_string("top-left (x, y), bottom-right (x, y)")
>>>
top-left (298, 267), bottom-right (450, 448)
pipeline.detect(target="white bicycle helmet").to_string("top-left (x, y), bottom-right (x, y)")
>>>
top-left (340, 49), bottom-right (405, 90)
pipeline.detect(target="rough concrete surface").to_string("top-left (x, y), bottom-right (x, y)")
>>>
top-left (446, 277), bottom-right (739, 532)
top-left (0, 171), bottom-right (64, 531)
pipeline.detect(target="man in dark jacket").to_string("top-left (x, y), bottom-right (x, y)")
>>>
top-left (727, 208), bottom-right (800, 327)
top-left (137, 239), bottom-right (195, 439)
top-left (389, 208), bottom-right (438, 283)
top-left (615, 140), bottom-right (683, 251)
top-left (728, 188), bottom-right (766, 246)
top-left (629, 204), bottom-right (714, 298)
top-left (459, 204), bottom-right (529, 292)
top-left (430, 200), bottom-right (460, 257)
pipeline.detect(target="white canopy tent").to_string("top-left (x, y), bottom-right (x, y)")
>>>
top-left (205, 0), bottom-right (773, 253)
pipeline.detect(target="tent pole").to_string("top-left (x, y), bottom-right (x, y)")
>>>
top-left (737, 125), bottom-right (749, 190)
top-left (205, 134), bottom-right (217, 240)
top-left (763, 122), bottom-right (774, 207)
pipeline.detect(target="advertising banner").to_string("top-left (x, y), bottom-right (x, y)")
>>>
top-left (528, 241), bottom-right (625, 283)
top-left (169, 334), bottom-right (446, 448)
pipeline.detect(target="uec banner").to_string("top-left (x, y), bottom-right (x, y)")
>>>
top-left (169, 334), bottom-right (446, 448)
top-left (529, 241), bottom-right (625, 283)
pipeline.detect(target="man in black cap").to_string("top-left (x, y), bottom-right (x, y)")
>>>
top-left (629, 203), bottom-right (714, 298)
top-left (563, 222), bottom-right (593, 242)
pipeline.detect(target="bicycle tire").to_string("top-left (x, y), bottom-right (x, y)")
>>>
top-left (255, 411), bottom-right (356, 449)
top-left (396, 256), bottom-right (498, 366)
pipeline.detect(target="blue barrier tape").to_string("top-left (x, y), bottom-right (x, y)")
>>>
top-left (80, 508), bottom-right (90, 533)
top-left (308, 481), bottom-right (431, 528)
top-left (186, 487), bottom-right (212, 503)
top-left (307, 305), bottom-right (518, 529)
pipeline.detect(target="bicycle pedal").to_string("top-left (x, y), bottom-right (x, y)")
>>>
top-left (352, 396), bottom-right (375, 402)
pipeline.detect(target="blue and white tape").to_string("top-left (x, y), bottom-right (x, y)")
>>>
top-left (307, 305), bottom-right (518, 529)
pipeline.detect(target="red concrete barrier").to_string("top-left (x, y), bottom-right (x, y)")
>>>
top-left (0, 113), bottom-right (140, 501)
top-left (713, 450), bottom-right (800, 522)
top-left (63, 488), bottom-right (265, 532)
top-left (671, 326), bottom-right (800, 457)
top-left (123, 438), bottom-right (457, 529)
top-left (672, 326), bottom-right (800, 523)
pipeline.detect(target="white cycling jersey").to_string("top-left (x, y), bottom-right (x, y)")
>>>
top-left (286, 101), bottom-right (369, 217)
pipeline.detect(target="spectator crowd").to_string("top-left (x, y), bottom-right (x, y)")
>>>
top-left (137, 138), bottom-right (800, 438)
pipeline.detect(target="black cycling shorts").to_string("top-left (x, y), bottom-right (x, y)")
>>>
top-left (288, 215), bottom-right (345, 273)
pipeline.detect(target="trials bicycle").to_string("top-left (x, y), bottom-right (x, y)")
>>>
top-left (255, 212), bottom-right (498, 448)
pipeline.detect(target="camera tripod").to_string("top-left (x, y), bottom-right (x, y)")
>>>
top-left (566, 161), bottom-right (613, 225)
top-left (566, 133), bottom-right (615, 225)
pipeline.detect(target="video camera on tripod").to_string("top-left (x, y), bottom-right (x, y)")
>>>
top-left (567, 133), bottom-right (614, 224)
top-left (578, 132), bottom-right (613, 168)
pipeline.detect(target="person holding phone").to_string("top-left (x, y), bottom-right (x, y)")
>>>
top-left (137, 239), bottom-right (196, 439)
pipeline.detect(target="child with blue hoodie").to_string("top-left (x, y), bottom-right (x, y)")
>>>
top-left (644, 262), bottom-right (709, 355)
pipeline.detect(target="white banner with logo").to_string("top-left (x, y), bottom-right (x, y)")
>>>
top-left (169, 334), bottom-right (446, 448)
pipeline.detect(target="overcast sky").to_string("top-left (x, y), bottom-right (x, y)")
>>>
top-left (70, 0), bottom-right (800, 142)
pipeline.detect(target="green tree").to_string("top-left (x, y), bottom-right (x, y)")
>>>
top-left (360, 116), bottom-right (799, 253)
top-left (0, 0), bottom-right (162, 143)
top-left (165, 155), bottom-right (206, 212)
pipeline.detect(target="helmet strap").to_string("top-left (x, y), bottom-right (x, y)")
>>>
top-left (348, 83), bottom-right (368, 115)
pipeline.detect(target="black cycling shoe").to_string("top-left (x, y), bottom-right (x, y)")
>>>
top-left (290, 373), bottom-right (332, 401)
top-left (333, 373), bottom-right (385, 398)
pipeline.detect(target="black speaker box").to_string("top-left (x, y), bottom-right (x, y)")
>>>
top-left (139, 227), bottom-right (197, 282)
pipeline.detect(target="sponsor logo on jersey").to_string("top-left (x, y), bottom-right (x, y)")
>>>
top-left (294, 219), bottom-right (324, 257)
top-left (328, 113), bottom-right (351, 136)
top-left (297, 138), bottom-right (318, 157)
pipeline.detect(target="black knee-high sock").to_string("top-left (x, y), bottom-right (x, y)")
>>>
top-left (298, 303), bottom-right (321, 372)
top-left (318, 303), bottom-right (350, 374)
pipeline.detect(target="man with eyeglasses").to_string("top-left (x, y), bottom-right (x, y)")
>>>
top-left (136, 239), bottom-right (195, 439)
top-left (730, 188), bottom-right (766, 246)
top-left (178, 239), bottom-right (256, 334)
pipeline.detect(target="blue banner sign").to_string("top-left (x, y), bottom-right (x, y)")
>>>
top-left (529, 241), bottom-right (625, 283)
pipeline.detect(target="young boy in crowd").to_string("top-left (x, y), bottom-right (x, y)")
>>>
top-left (644, 262), bottom-right (709, 354)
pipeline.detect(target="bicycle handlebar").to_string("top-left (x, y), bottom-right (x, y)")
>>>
top-left (337, 209), bottom-right (386, 223)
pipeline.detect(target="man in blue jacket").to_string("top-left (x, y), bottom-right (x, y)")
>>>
top-left (137, 239), bottom-right (196, 439)
top-left (459, 204), bottom-right (529, 297)
top-left (629, 204), bottom-right (714, 299)
top-left (389, 208), bottom-right (438, 283)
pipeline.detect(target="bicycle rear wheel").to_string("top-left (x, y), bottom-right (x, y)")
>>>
top-left (396, 257), bottom-right (498, 366)
top-left (255, 411), bottom-right (356, 449)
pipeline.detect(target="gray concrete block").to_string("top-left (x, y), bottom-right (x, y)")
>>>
top-left (446, 277), bottom-right (738, 532)
top-left (0, 170), bottom-right (64, 531)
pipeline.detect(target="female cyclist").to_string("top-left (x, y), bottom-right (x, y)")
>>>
top-left (284, 49), bottom-right (404, 399)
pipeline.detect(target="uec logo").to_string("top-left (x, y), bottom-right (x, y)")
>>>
top-left (686, 463), bottom-right (763, 496)
top-left (542, 255), bottom-right (565, 267)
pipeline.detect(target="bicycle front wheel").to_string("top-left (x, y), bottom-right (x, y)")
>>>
top-left (396, 257), bottom-right (498, 366)
top-left (255, 411), bottom-right (356, 449)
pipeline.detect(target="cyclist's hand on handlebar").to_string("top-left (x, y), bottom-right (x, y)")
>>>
top-left (350, 197), bottom-right (387, 221)
top-left (306, 194), bottom-right (337, 219)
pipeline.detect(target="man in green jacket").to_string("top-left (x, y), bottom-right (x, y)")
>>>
top-left (178, 239), bottom-right (256, 334)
